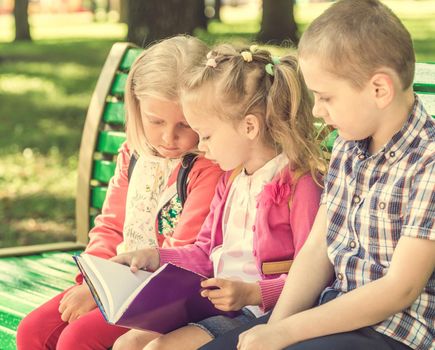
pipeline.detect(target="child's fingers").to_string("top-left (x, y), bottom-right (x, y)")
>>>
top-left (204, 288), bottom-right (226, 299)
top-left (58, 301), bottom-right (66, 314)
top-left (130, 255), bottom-right (146, 272)
top-left (201, 277), bottom-right (226, 289)
top-left (59, 286), bottom-right (76, 305)
top-left (60, 308), bottom-right (72, 322)
top-left (110, 254), bottom-right (131, 266)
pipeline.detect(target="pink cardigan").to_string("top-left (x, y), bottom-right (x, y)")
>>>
top-left (159, 168), bottom-right (321, 311)
top-left (81, 142), bottom-right (223, 268)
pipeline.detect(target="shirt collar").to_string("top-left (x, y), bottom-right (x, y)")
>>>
top-left (240, 153), bottom-right (288, 188)
top-left (354, 94), bottom-right (428, 164)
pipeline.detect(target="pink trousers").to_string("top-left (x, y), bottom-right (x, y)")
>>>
top-left (16, 288), bottom-right (129, 350)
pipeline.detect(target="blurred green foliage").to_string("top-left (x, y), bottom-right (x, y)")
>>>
top-left (0, 1), bottom-right (434, 248)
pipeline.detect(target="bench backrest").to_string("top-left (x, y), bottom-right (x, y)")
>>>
top-left (75, 43), bottom-right (143, 244)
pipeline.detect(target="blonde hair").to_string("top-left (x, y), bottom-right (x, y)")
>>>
top-left (298, 0), bottom-right (415, 90)
top-left (125, 35), bottom-right (208, 156)
top-left (182, 44), bottom-right (327, 183)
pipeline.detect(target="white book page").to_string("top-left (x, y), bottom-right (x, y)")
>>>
top-left (113, 263), bottom-right (168, 322)
top-left (82, 254), bottom-right (153, 320)
top-left (78, 257), bottom-right (111, 318)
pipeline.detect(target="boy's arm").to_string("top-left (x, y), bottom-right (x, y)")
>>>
top-left (269, 204), bottom-right (334, 323)
top-left (269, 236), bottom-right (435, 346)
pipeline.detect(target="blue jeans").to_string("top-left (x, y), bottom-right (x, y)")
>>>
top-left (199, 291), bottom-right (412, 350)
top-left (189, 307), bottom-right (258, 339)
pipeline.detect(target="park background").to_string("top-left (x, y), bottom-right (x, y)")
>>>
top-left (0, 0), bottom-right (434, 249)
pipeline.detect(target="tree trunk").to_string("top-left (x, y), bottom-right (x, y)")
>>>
top-left (119, 0), bottom-right (129, 23)
top-left (127, 0), bottom-right (206, 47)
top-left (14, 0), bottom-right (31, 41)
top-left (257, 0), bottom-right (298, 45)
top-left (195, 0), bottom-right (207, 29)
top-left (213, 0), bottom-right (221, 21)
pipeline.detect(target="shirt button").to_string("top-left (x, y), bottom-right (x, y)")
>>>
top-left (252, 225), bottom-right (256, 231)
top-left (349, 240), bottom-right (356, 249)
top-left (379, 202), bottom-right (386, 209)
top-left (353, 195), bottom-right (361, 204)
top-left (358, 154), bottom-right (365, 160)
top-left (337, 273), bottom-right (344, 281)
top-left (389, 151), bottom-right (395, 158)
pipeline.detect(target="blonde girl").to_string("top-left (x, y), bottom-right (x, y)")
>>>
top-left (112, 43), bottom-right (326, 350)
top-left (17, 36), bottom-right (223, 350)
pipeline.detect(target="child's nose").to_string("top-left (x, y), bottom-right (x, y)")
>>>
top-left (312, 102), bottom-right (327, 119)
top-left (162, 127), bottom-right (177, 144)
top-left (197, 139), bottom-right (207, 153)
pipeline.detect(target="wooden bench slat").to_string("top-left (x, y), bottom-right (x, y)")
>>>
top-left (417, 92), bottom-right (435, 118)
top-left (0, 330), bottom-right (16, 350)
top-left (0, 251), bottom-right (80, 350)
top-left (103, 101), bottom-right (125, 125)
top-left (93, 159), bottom-right (117, 184)
top-left (91, 186), bottom-right (108, 209)
top-left (97, 130), bottom-right (126, 155)
top-left (110, 73), bottom-right (128, 96)
top-left (119, 48), bottom-right (143, 71)
top-left (414, 63), bottom-right (435, 93)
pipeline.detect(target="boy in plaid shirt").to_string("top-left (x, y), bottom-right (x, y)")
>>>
top-left (201, 1), bottom-right (434, 350)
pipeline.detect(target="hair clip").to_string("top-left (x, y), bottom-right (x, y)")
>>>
top-left (206, 58), bottom-right (217, 68)
top-left (249, 44), bottom-right (258, 53)
top-left (241, 51), bottom-right (253, 62)
top-left (265, 63), bottom-right (274, 76)
top-left (272, 56), bottom-right (281, 65)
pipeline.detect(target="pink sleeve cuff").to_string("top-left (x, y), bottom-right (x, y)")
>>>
top-left (258, 275), bottom-right (286, 311)
top-left (158, 248), bottom-right (186, 266)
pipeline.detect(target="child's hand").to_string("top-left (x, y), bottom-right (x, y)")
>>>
top-left (200, 278), bottom-right (262, 311)
top-left (110, 248), bottom-right (160, 273)
top-left (237, 324), bottom-right (287, 350)
top-left (58, 284), bottom-right (96, 323)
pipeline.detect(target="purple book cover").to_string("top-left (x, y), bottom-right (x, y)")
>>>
top-left (74, 254), bottom-right (241, 333)
top-left (118, 263), bottom-right (240, 333)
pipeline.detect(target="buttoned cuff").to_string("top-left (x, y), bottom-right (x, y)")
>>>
top-left (258, 276), bottom-right (286, 311)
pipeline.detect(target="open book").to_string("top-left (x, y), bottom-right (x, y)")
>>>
top-left (73, 253), bottom-right (240, 333)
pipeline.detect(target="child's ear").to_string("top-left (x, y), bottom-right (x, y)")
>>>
top-left (370, 71), bottom-right (395, 109)
top-left (242, 114), bottom-right (260, 140)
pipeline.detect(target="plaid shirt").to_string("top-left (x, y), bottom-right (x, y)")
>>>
top-left (322, 96), bottom-right (434, 350)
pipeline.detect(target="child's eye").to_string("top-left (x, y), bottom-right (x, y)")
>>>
top-left (149, 119), bottom-right (164, 125)
top-left (319, 96), bottom-right (330, 102)
top-left (180, 123), bottom-right (191, 129)
top-left (201, 136), bottom-right (210, 141)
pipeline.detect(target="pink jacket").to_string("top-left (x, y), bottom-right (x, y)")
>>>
top-left (159, 168), bottom-right (321, 311)
top-left (83, 142), bottom-right (223, 260)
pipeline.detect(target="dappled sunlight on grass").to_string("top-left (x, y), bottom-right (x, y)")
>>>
top-left (0, 150), bottom-right (76, 247)
top-left (0, 74), bottom-right (58, 95)
top-left (0, 2), bottom-right (433, 247)
top-left (0, 12), bottom-right (126, 42)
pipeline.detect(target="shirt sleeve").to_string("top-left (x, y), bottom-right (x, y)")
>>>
top-left (290, 174), bottom-right (322, 256)
top-left (402, 157), bottom-right (435, 241)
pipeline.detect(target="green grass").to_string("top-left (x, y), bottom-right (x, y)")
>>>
top-left (0, 1), bottom-right (434, 248)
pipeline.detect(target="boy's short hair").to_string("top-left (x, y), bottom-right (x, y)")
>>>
top-left (298, 0), bottom-right (415, 90)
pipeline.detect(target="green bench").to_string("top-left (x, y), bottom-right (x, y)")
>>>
top-left (0, 42), bottom-right (142, 350)
top-left (0, 43), bottom-right (433, 349)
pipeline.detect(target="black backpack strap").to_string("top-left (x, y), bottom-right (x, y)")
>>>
top-left (127, 151), bottom-right (139, 182)
top-left (177, 153), bottom-right (198, 207)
